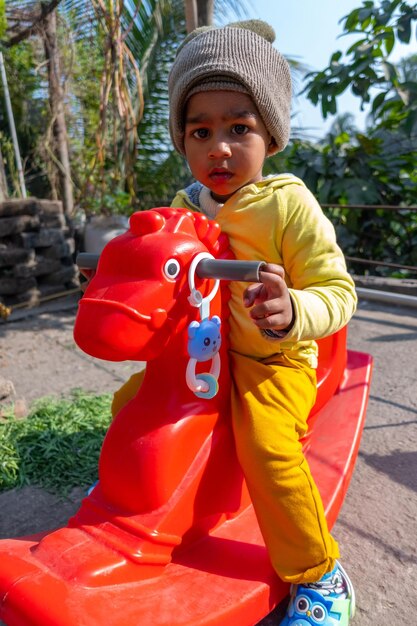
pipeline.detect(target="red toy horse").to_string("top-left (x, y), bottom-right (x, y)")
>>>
top-left (0, 208), bottom-right (372, 626)
top-left (71, 207), bottom-right (249, 583)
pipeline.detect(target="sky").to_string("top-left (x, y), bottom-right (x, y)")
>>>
top-left (236, 0), bottom-right (417, 138)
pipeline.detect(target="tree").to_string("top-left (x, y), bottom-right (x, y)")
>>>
top-left (303, 0), bottom-right (417, 135)
top-left (42, 9), bottom-right (74, 213)
top-left (0, 36), bottom-right (46, 198)
top-left (2, 1), bottom-right (74, 212)
top-left (1, 0), bottom-right (187, 211)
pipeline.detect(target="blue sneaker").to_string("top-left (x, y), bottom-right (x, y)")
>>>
top-left (87, 480), bottom-right (99, 495)
top-left (280, 561), bottom-right (355, 625)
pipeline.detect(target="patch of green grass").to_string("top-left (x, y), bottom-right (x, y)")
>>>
top-left (0, 391), bottom-right (112, 495)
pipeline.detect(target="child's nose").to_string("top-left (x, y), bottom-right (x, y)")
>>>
top-left (208, 138), bottom-right (232, 159)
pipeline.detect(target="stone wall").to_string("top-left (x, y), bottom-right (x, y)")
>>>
top-left (0, 198), bottom-right (79, 307)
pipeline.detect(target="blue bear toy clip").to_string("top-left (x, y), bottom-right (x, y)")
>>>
top-left (186, 316), bottom-right (222, 399)
top-left (187, 316), bottom-right (221, 362)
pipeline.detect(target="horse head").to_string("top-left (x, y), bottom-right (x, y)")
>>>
top-left (74, 207), bottom-right (229, 362)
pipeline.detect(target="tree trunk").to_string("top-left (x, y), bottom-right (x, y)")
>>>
top-left (184, 0), bottom-right (213, 32)
top-left (197, 0), bottom-right (213, 26)
top-left (0, 145), bottom-right (8, 200)
top-left (43, 9), bottom-right (74, 216)
top-left (184, 0), bottom-right (198, 32)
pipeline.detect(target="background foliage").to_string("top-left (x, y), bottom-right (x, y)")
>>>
top-left (0, 0), bottom-right (249, 212)
top-left (267, 0), bottom-right (417, 276)
top-left (0, 1), bottom-right (416, 275)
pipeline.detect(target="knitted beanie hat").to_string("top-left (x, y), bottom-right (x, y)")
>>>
top-left (168, 20), bottom-right (292, 156)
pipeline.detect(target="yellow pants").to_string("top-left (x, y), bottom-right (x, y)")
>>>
top-left (111, 370), bottom-right (145, 417)
top-left (230, 351), bottom-right (339, 584)
top-left (111, 355), bottom-right (339, 584)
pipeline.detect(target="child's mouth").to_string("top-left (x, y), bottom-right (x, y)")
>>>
top-left (209, 169), bottom-right (233, 183)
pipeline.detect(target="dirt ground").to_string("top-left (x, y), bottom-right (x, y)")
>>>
top-left (0, 294), bottom-right (416, 625)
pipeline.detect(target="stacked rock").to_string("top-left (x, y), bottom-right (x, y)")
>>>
top-left (0, 198), bottom-right (79, 308)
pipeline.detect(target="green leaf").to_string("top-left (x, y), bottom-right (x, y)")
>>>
top-left (381, 60), bottom-right (398, 82)
top-left (358, 7), bottom-right (374, 22)
top-left (330, 51), bottom-right (343, 65)
top-left (371, 90), bottom-right (387, 114)
top-left (397, 14), bottom-right (412, 43)
top-left (344, 8), bottom-right (361, 31)
top-left (352, 57), bottom-right (374, 75)
top-left (404, 108), bottom-right (417, 134)
top-left (383, 28), bottom-right (396, 55)
top-left (327, 96), bottom-right (337, 116)
top-left (346, 38), bottom-right (368, 55)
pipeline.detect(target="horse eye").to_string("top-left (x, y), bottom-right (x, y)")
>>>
top-left (164, 258), bottom-right (180, 279)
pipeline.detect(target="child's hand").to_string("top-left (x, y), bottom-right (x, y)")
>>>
top-left (243, 263), bottom-right (294, 333)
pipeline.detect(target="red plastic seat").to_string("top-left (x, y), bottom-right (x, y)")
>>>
top-left (314, 325), bottom-right (348, 416)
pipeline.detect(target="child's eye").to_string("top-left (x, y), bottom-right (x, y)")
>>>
top-left (232, 124), bottom-right (248, 135)
top-left (192, 128), bottom-right (209, 139)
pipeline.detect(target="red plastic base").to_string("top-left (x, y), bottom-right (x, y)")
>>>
top-left (0, 350), bottom-right (372, 626)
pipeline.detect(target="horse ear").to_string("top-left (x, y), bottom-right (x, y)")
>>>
top-left (169, 213), bottom-right (198, 238)
top-left (130, 211), bottom-right (165, 236)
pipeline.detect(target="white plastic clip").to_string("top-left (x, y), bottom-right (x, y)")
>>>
top-left (187, 252), bottom-right (219, 319)
top-left (186, 252), bottom-right (221, 399)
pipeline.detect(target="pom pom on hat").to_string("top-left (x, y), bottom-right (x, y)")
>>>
top-left (227, 19), bottom-right (276, 43)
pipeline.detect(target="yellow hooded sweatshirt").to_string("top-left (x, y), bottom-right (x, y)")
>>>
top-left (172, 173), bottom-right (357, 368)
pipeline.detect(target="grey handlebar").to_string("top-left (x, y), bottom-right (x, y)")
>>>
top-left (196, 259), bottom-right (266, 282)
top-left (76, 253), bottom-right (266, 283)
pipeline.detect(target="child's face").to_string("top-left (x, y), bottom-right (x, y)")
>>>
top-left (183, 91), bottom-right (275, 203)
